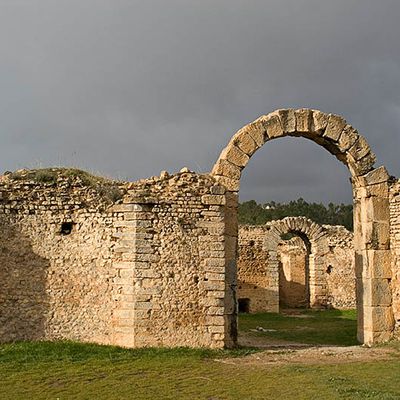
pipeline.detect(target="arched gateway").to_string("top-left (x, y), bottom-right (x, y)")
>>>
top-left (211, 108), bottom-right (394, 345)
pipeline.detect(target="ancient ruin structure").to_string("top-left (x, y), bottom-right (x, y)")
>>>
top-left (237, 218), bottom-right (355, 313)
top-left (0, 108), bottom-right (399, 348)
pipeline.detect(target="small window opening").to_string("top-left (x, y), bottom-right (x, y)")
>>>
top-left (238, 298), bottom-right (250, 313)
top-left (61, 222), bottom-right (73, 235)
top-left (326, 265), bottom-right (333, 274)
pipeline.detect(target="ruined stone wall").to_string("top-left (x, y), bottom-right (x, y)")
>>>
top-left (105, 170), bottom-right (232, 348)
top-left (323, 225), bottom-right (356, 309)
top-left (238, 221), bottom-right (355, 312)
top-left (0, 169), bottom-right (233, 349)
top-left (278, 237), bottom-right (308, 308)
top-left (0, 170), bottom-right (124, 344)
top-left (389, 179), bottom-right (400, 333)
top-left (237, 225), bottom-right (278, 313)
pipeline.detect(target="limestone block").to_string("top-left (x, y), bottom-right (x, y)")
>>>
top-left (205, 316), bottom-right (225, 326)
top-left (323, 114), bottom-right (347, 142)
top-left (232, 130), bottom-right (259, 156)
top-left (210, 185), bottom-right (226, 195)
top-left (337, 125), bottom-right (359, 152)
top-left (219, 144), bottom-right (249, 168)
top-left (295, 109), bottom-right (313, 133)
top-left (361, 166), bottom-right (389, 186)
top-left (357, 277), bottom-right (392, 306)
top-left (243, 120), bottom-right (266, 147)
top-left (225, 207), bottom-right (238, 237)
top-left (356, 152), bottom-right (377, 176)
top-left (348, 135), bottom-right (371, 161)
top-left (207, 306), bottom-right (225, 316)
top-left (209, 325), bottom-right (225, 333)
top-left (365, 221), bottom-right (390, 250)
top-left (225, 191), bottom-right (239, 208)
top-left (201, 195), bottom-right (226, 206)
top-left (366, 196), bottom-right (390, 222)
top-left (312, 110), bottom-right (329, 134)
top-left (212, 159), bottom-right (242, 180)
top-left (214, 175), bottom-right (240, 192)
top-left (261, 114), bottom-right (284, 139)
top-left (277, 109), bottom-right (296, 133)
top-left (363, 306), bottom-right (394, 332)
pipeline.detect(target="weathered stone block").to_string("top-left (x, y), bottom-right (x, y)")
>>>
top-left (261, 114), bottom-right (284, 139)
top-left (337, 124), bottom-right (358, 152)
top-left (214, 175), bottom-right (240, 192)
top-left (219, 144), bottom-right (249, 168)
top-left (201, 194), bottom-right (226, 206)
top-left (363, 306), bottom-right (395, 332)
top-left (323, 114), bottom-right (347, 142)
top-left (232, 130), bottom-right (259, 156)
top-left (295, 108), bottom-right (313, 133)
top-left (312, 110), bottom-right (329, 134)
top-left (277, 109), bottom-right (296, 133)
top-left (348, 135), bottom-right (371, 161)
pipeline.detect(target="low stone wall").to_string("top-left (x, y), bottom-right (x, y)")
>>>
top-left (237, 220), bottom-right (356, 312)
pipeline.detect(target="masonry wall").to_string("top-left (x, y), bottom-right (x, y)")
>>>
top-left (324, 225), bottom-right (356, 309)
top-left (237, 223), bottom-right (356, 312)
top-left (389, 179), bottom-right (400, 334)
top-left (102, 170), bottom-right (233, 348)
top-left (278, 237), bottom-right (308, 308)
top-left (0, 169), bottom-right (233, 349)
top-left (237, 225), bottom-right (278, 313)
top-left (0, 170), bottom-right (124, 344)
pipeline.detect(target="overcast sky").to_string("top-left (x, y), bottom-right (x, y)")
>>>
top-left (1, 0), bottom-right (400, 204)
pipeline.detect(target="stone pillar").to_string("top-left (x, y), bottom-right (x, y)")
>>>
top-left (353, 167), bottom-right (394, 344)
top-left (223, 191), bottom-right (239, 347)
top-left (112, 201), bottom-right (156, 347)
top-left (263, 229), bottom-right (280, 313)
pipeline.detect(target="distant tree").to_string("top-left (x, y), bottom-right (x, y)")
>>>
top-left (238, 198), bottom-right (353, 230)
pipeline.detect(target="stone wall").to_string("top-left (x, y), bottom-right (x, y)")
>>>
top-left (112, 170), bottom-right (233, 348)
top-left (237, 220), bottom-right (356, 312)
top-left (0, 168), bottom-right (234, 348)
top-left (278, 237), bottom-right (308, 308)
top-left (389, 179), bottom-right (400, 334)
top-left (237, 225), bottom-right (278, 313)
top-left (324, 225), bottom-right (356, 309)
top-left (0, 169), bottom-right (124, 344)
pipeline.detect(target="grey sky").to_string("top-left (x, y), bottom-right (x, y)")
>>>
top-left (1, 0), bottom-right (399, 204)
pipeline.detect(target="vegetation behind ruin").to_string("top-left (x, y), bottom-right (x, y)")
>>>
top-left (239, 198), bottom-right (353, 230)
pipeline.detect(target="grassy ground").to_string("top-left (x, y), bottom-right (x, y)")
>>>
top-left (1, 310), bottom-right (400, 400)
top-left (239, 308), bottom-right (358, 346)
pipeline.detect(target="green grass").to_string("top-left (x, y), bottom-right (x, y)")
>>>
top-left (239, 309), bottom-right (358, 346)
top-left (1, 340), bottom-right (400, 399)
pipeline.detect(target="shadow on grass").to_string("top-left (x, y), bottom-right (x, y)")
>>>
top-left (239, 308), bottom-right (358, 346)
top-left (0, 340), bottom-right (260, 365)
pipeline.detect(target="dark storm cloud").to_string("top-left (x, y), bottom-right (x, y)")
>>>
top-left (1, 0), bottom-right (400, 203)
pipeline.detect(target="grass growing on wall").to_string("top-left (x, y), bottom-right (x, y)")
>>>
top-left (7, 167), bottom-right (124, 202)
top-left (1, 340), bottom-right (400, 400)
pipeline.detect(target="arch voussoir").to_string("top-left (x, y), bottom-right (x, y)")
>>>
top-left (211, 108), bottom-right (377, 190)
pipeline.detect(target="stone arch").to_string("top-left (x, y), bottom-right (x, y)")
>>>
top-left (265, 217), bottom-right (329, 309)
top-left (211, 108), bottom-right (394, 345)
